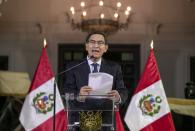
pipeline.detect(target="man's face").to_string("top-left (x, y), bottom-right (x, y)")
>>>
top-left (85, 34), bottom-right (108, 60)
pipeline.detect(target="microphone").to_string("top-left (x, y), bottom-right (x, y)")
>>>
top-left (56, 55), bottom-right (94, 77)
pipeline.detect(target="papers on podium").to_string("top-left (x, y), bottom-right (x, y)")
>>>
top-left (88, 72), bottom-right (113, 95)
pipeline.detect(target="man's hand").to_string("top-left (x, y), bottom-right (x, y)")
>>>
top-left (78, 86), bottom-right (93, 102)
top-left (79, 86), bottom-right (93, 95)
top-left (107, 90), bottom-right (120, 103)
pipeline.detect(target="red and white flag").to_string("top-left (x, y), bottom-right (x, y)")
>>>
top-left (19, 45), bottom-right (67, 131)
top-left (124, 49), bottom-right (175, 131)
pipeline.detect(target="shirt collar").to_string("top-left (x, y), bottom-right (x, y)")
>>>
top-left (87, 56), bottom-right (102, 65)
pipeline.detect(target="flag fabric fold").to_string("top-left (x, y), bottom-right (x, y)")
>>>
top-left (115, 110), bottom-right (124, 131)
top-left (124, 49), bottom-right (175, 131)
top-left (19, 46), bottom-right (67, 131)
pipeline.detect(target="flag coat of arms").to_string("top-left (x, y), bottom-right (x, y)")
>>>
top-left (20, 46), bottom-right (67, 131)
top-left (124, 49), bottom-right (175, 131)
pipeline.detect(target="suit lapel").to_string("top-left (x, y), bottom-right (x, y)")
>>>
top-left (79, 59), bottom-right (90, 85)
top-left (100, 58), bottom-right (108, 73)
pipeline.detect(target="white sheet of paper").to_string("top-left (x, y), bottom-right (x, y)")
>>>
top-left (88, 72), bottom-right (113, 95)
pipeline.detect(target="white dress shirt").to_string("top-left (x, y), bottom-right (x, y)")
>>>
top-left (87, 56), bottom-right (102, 73)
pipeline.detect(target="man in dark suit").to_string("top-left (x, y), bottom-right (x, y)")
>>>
top-left (64, 32), bottom-right (127, 131)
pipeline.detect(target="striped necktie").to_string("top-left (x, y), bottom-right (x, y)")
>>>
top-left (91, 63), bottom-right (98, 73)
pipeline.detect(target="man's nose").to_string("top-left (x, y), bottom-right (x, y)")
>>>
top-left (94, 42), bottom-right (99, 47)
top-left (91, 42), bottom-right (99, 47)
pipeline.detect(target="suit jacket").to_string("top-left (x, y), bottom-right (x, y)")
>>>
top-left (64, 58), bottom-right (128, 130)
top-left (64, 58), bottom-right (127, 104)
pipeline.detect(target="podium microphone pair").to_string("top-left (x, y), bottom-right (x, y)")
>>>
top-left (52, 55), bottom-right (94, 131)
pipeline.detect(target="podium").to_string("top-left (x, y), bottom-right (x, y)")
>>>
top-left (64, 93), bottom-right (117, 131)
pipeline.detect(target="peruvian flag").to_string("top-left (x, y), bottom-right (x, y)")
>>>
top-left (124, 48), bottom-right (175, 131)
top-left (19, 45), bottom-right (67, 131)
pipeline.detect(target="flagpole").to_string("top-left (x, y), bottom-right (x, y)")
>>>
top-left (44, 38), bottom-right (56, 131)
top-left (53, 81), bottom-right (56, 131)
top-left (150, 40), bottom-right (154, 50)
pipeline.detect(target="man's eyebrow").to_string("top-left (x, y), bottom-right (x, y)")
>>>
top-left (89, 39), bottom-right (96, 41)
top-left (89, 39), bottom-right (104, 41)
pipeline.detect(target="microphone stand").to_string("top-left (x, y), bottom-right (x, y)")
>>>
top-left (53, 81), bottom-right (56, 131)
top-left (57, 58), bottom-right (91, 76)
top-left (52, 56), bottom-right (93, 131)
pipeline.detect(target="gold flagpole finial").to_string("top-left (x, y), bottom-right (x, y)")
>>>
top-left (43, 38), bottom-right (47, 48)
top-left (150, 40), bottom-right (154, 49)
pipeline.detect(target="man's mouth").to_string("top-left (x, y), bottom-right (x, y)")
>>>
top-left (92, 50), bottom-right (99, 53)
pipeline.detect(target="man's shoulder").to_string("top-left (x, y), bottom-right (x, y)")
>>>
top-left (103, 59), bottom-right (120, 67)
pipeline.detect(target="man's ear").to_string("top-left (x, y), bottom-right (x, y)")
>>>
top-left (85, 43), bottom-right (88, 51)
top-left (104, 45), bottom-right (108, 53)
